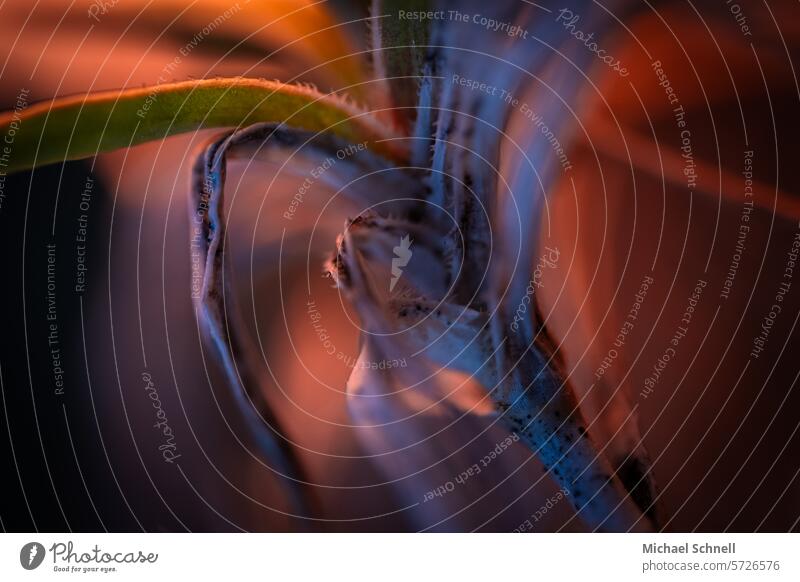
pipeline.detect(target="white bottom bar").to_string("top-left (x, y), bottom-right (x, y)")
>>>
top-left (1, 533), bottom-right (797, 581)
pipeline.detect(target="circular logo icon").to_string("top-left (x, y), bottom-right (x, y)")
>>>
top-left (19, 542), bottom-right (46, 570)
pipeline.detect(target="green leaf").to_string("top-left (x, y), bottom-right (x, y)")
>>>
top-left (0, 78), bottom-right (405, 174)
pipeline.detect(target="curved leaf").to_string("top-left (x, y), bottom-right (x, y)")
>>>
top-left (0, 77), bottom-right (405, 174)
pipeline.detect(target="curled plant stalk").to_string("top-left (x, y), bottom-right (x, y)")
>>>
top-left (188, 123), bottom-right (422, 523)
top-left (0, 0), bottom-right (664, 531)
top-left (189, 125), bottom-right (316, 520)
